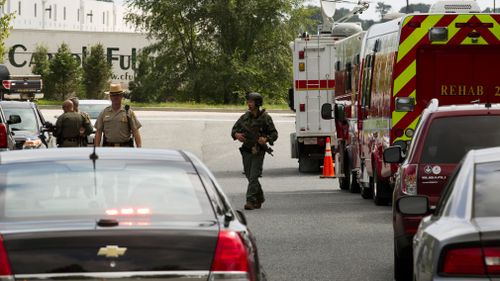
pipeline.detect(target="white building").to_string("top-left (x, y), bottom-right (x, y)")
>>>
top-left (1, 0), bottom-right (150, 86)
top-left (3, 0), bottom-right (136, 32)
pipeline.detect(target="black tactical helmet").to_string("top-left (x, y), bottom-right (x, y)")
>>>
top-left (246, 92), bottom-right (263, 107)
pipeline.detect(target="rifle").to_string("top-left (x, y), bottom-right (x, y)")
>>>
top-left (124, 105), bottom-right (134, 147)
top-left (240, 123), bottom-right (274, 156)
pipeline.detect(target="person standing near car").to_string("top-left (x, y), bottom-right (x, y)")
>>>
top-left (55, 100), bottom-right (87, 147)
top-left (231, 92), bottom-right (278, 210)
top-left (94, 84), bottom-right (142, 147)
top-left (69, 97), bottom-right (93, 146)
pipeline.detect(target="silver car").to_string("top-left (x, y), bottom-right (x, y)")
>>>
top-left (78, 99), bottom-right (111, 145)
top-left (397, 146), bottom-right (500, 281)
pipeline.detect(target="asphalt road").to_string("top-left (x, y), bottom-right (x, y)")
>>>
top-left (43, 109), bottom-right (394, 281)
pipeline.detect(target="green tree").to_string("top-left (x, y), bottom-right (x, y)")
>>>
top-left (126, 0), bottom-right (305, 104)
top-left (0, 0), bottom-right (14, 62)
top-left (47, 43), bottom-right (83, 100)
top-left (375, 2), bottom-right (392, 21)
top-left (83, 43), bottom-right (112, 99)
top-left (31, 45), bottom-right (52, 98)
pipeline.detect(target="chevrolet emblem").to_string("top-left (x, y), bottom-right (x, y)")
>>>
top-left (97, 245), bottom-right (127, 258)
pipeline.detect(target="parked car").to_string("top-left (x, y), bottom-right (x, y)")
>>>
top-left (384, 100), bottom-right (500, 280)
top-left (0, 64), bottom-right (43, 100)
top-left (397, 146), bottom-right (500, 280)
top-left (78, 99), bottom-right (111, 145)
top-left (0, 100), bottom-right (55, 149)
top-left (0, 102), bottom-right (20, 151)
top-left (0, 148), bottom-right (266, 280)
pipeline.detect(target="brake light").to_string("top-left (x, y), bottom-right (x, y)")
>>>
top-left (299, 104), bottom-right (305, 112)
top-left (0, 235), bottom-right (12, 275)
top-left (299, 50), bottom-right (305, 60)
top-left (211, 230), bottom-right (254, 281)
top-left (317, 137), bottom-right (325, 147)
top-left (442, 247), bottom-right (485, 275)
top-left (1, 80), bottom-right (10, 90)
top-left (0, 124), bottom-right (8, 149)
top-left (401, 164), bottom-right (417, 195)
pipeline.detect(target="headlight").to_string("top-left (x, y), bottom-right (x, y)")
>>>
top-left (23, 138), bottom-right (43, 149)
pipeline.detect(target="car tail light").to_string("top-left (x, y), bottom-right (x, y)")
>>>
top-left (440, 246), bottom-right (500, 276)
top-left (210, 230), bottom-right (254, 281)
top-left (484, 247), bottom-right (500, 274)
top-left (0, 124), bottom-right (8, 149)
top-left (401, 164), bottom-right (417, 195)
top-left (0, 235), bottom-right (13, 275)
top-left (299, 104), bottom-right (305, 112)
top-left (1, 80), bottom-right (10, 90)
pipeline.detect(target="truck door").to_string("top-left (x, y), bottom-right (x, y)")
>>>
top-left (417, 45), bottom-right (500, 105)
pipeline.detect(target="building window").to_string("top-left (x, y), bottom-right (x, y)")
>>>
top-left (34, 3), bottom-right (37, 17)
top-left (77, 8), bottom-right (80, 22)
top-left (64, 7), bottom-right (66, 20)
top-left (103, 12), bottom-right (105, 24)
top-left (54, 4), bottom-right (57, 21)
top-left (18, 1), bottom-right (21, 15)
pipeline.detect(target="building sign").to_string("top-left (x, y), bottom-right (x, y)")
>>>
top-left (4, 29), bottom-right (150, 87)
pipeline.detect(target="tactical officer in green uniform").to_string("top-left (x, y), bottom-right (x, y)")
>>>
top-left (232, 92), bottom-right (278, 210)
top-left (55, 100), bottom-right (89, 147)
top-left (94, 84), bottom-right (142, 147)
top-left (69, 97), bottom-right (93, 146)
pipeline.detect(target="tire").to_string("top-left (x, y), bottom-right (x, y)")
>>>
top-left (349, 170), bottom-right (361, 193)
top-left (373, 162), bottom-right (390, 206)
top-left (299, 156), bottom-right (321, 173)
top-left (360, 163), bottom-right (373, 199)
top-left (339, 152), bottom-right (350, 190)
top-left (394, 245), bottom-right (412, 281)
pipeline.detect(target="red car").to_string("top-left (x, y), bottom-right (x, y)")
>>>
top-left (384, 99), bottom-right (500, 281)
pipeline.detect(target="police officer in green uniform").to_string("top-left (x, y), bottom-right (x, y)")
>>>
top-left (94, 84), bottom-right (142, 147)
top-left (55, 100), bottom-right (88, 147)
top-left (69, 97), bottom-right (93, 146)
top-left (232, 92), bottom-right (278, 210)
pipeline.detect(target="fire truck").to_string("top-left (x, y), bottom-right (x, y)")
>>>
top-left (325, 0), bottom-right (500, 204)
top-left (288, 1), bottom-right (366, 172)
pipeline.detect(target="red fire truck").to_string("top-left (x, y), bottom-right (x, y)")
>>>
top-left (324, 0), bottom-right (500, 204)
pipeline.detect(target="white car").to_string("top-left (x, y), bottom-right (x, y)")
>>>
top-left (78, 99), bottom-right (111, 145)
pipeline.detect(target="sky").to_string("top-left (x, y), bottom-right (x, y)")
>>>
top-left (307, 0), bottom-right (496, 20)
top-left (113, 0), bottom-right (496, 20)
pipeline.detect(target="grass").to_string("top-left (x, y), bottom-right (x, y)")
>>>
top-left (36, 99), bottom-right (291, 110)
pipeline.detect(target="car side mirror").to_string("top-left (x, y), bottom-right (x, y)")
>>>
top-left (384, 146), bottom-right (404, 163)
top-left (7, 114), bottom-right (21, 125)
top-left (288, 88), bottom-right (295, 112)
top-left (43, 121), bottom-right (54, 132)
top-left (397, 196), bottom-right (430, 215)
top-left (321, 103), bottom-right (333, 120)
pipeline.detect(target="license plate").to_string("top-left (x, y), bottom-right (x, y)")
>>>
top-left (304, 137), bottom-right (318, 145)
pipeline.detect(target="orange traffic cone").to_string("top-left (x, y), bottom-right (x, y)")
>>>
top-left (320, 137), bottom-right (335, 178)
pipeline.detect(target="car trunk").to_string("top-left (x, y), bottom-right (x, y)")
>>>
top-left (2, 220), bottom-right (219, 274)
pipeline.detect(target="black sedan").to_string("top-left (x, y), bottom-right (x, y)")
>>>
top-left (0, 148), bottom-right (266, 280)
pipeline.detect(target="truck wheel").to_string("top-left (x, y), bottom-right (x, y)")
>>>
top-left (338, 153), bottom-right (350, 190)
top-left (373, 163), bottom-right (390, 206)
top-left (298, 156), bottom-right (321, 173)
top-left (349, 170), bottom-right (360, 193)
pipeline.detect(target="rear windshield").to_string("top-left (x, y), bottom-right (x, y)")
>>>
top-left (474, 161), bottom-right (500, 217)
top-left (0, 160), bottom-right (214, 221)
top-left (420, 116), bottom-right (500, 164)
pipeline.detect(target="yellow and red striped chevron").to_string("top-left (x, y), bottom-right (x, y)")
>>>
top-left (391, 14), bottom-right (500, 143)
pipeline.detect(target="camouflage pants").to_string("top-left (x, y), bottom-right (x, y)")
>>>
top-left (240, 148), bottom-right (265, 204)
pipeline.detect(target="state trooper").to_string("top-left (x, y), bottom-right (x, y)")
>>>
top-left (231, 92), bottom-right (278, 210)
top-left (69, 96), bottom-right (93, 146)
top-left (94, 84), bottom-right (142, 147)
top-left (54, 100), bottom-right (88, 147)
